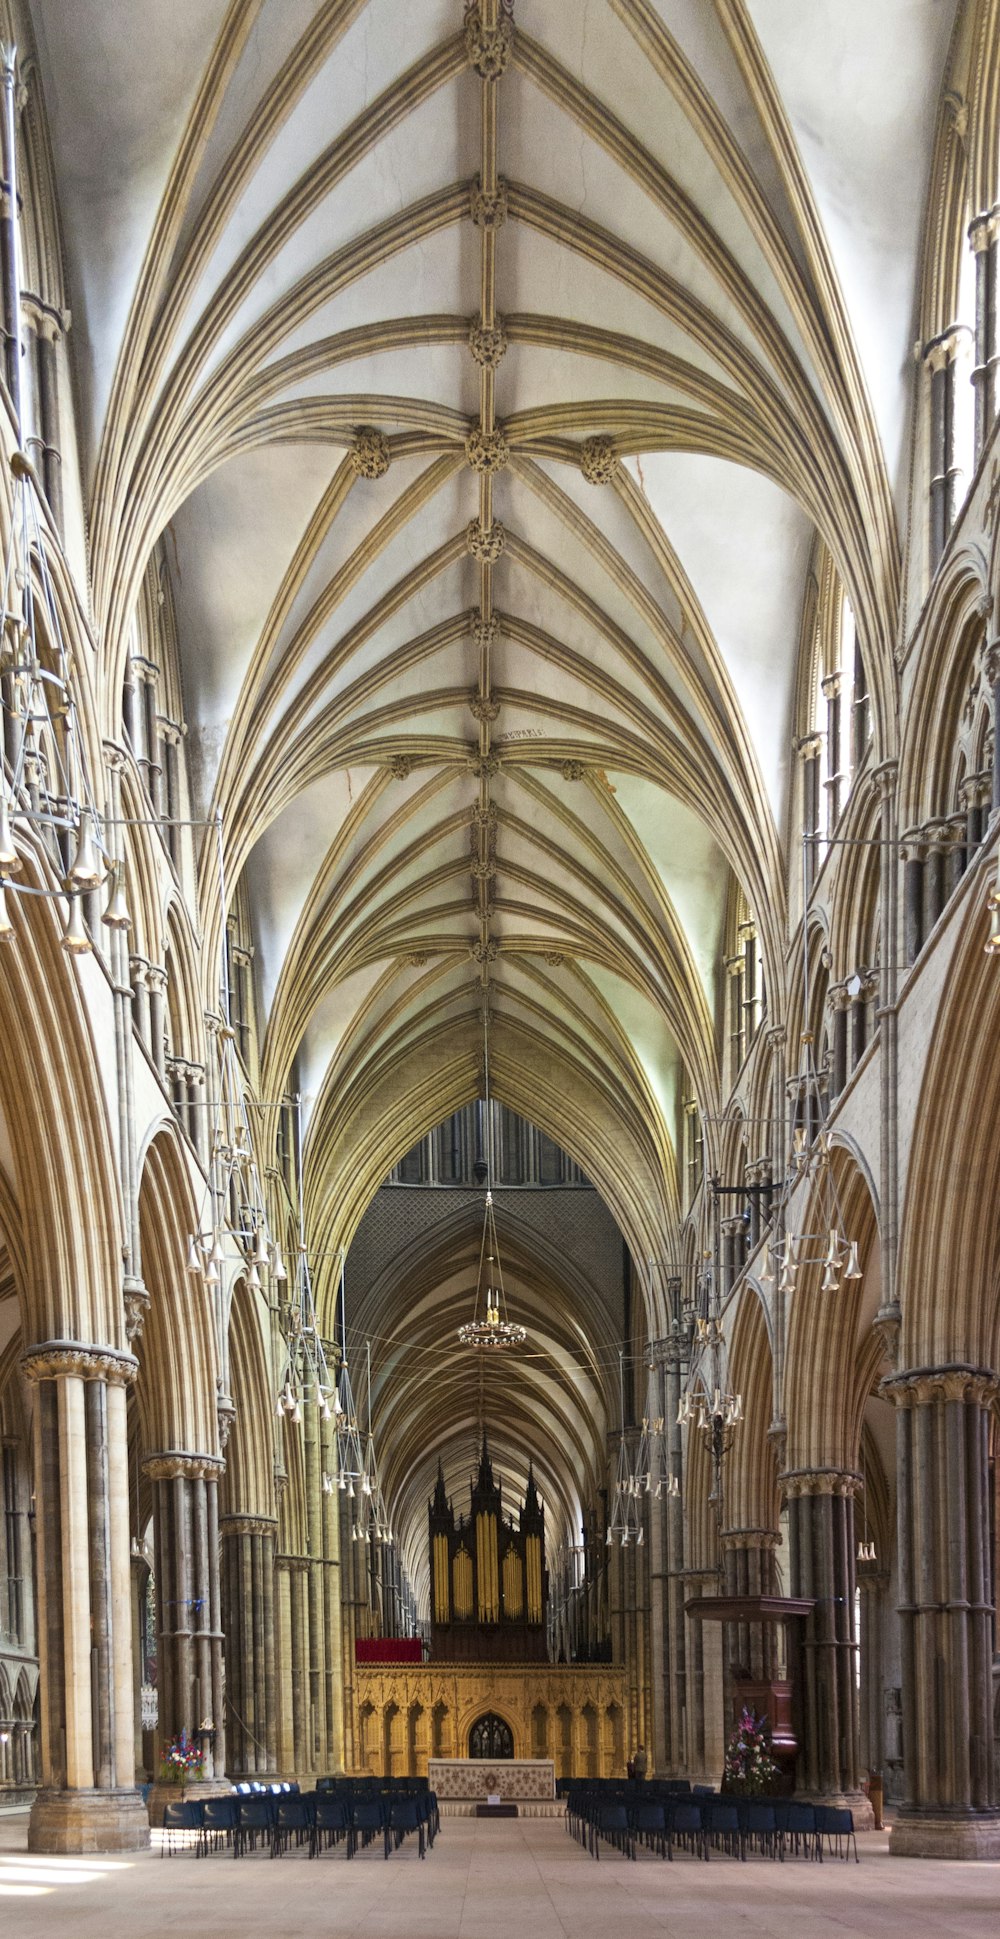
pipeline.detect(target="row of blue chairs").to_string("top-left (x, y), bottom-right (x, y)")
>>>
top-left (568, 1792), bottom-right (858, 1864)
top-left (557, 1776), bottom-right (702, 1798)
top-left (161, 1786), bottom-right (438, 1861)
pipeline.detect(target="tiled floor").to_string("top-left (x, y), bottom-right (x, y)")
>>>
top-left (1, 1811), bottom-right (999, 1938)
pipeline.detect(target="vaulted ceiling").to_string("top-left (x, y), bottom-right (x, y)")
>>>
top-left (30, 0), bottom-right (955, 1533)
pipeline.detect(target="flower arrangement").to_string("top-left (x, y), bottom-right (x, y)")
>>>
top-left (160, 1730), bottom-right (205, 1785)
top-left (723, 1706), bottom-right (778, 1796)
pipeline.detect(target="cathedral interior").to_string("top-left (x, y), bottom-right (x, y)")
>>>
top-left (3, 0), bottom-right (1000, 1902)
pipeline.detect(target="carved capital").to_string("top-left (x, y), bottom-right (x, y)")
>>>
top-left (470, 938), bottom-right (498, 964)
top-left (466, 424), bottom-right (509, 474)
top-left (470, 803), bottom-right (498, 829)
top-left (469, 694), bottom-right (501, 723)
top-left (467, 755), bottom-right (500, 778)
top-left (349, 427), bottom-right (390, 479)
top-left (543, 951), bottom-right (565, 967)
top-left (468, 315), bottom-right (508, 368)
top-left (470, 176), bottom-right (508, 230)
top-left (720, 1527), bottom-right (780, 1553)
top-left (880, 1363), bottom-right (999, 1410)
top-left (142, 1451), bottom-right (225, 1482)
top-left (387, 755), bottom-right (414, 781)
top-left (123, 1284), bottom-right (150, 1342)
top-left (21, 1341), bottom-right (139, 1386)
top-left (220, 1515), bottom-right (278, 1539)
top-left (580, 435), bottom-right (618, 485)
top-left (560, 760), bottom-right (585, 781)
top-left (216, 1393), bottom-right (237, 1451)
top-left (466, 519), bottom-right (506, 562)
top-left (781, 1466), bottom-right (861, 1499)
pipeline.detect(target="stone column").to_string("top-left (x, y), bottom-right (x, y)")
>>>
top-left (984, 642), bottom-right (1000, 819)
top-left (22, 1343), bottom-right (148, 1852)
top-left (901, 832), bottom-right (925, 967)
top-left (970, 207), bottom-right (1000, 459)
top-left (922, 820), bottom-right (949, 936)
top-left (321, 1407), bottom-right (345, 1770)
top-left (144, 1452), bottom-right (226, 1808)
top-left (221, 1515), bottom-right (277, 1779)
top-left (784, 1468), bottom-right (871, 1820)
top-left (925, 325), bottom-right (972, 566)
top-left (274, 1556), bottom-right (296, 1774)
top-left (882, 1366), bottom-right (1000, 1857)
top-left (857, 1562), bottom-right (888, 1781)
top-left (828, 984), bottom-right (850, 1098)
top-left (720, 1528), bottom-right (779, 1699)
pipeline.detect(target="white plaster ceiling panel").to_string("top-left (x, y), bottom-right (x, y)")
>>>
top-left (191, 87), bottom-right (478, 384)
top-left (503, 65), bottom-right (808, 394)
top-left (30, 0), bottom-right (233, 453)
top-left (623, 451), bottom-right (814, 821)
top-left (748, 0), bottom-right (959, 497)
top-left (245, 765), bottom-right (377, 1012)
top-left (265, 224), bottom-right (478, 365)
top-left (262, 342), bottom-right (483, 419)
top-left (605, 772), bottom-right (729, 1006)
top-left (497, 224), bottom-right (736, 385)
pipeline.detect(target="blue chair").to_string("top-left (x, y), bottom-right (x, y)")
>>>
top-left (273, 1794), bottom-right (314, 1857)
top-left (161, 1798), bottom-right (204, 1856)
top-left (351, 1797), bottom-right (388, 1857)
top-left (814, 1804), bottom-right (858, 1863)
top-left (235, 1794), bottom-right (273, 1856)
top-left (671, 1799), bottom-right (708, 1862)
top-left (705, 1798), bottom-right (742, 1858)
top-left (200, 1794), bottom-right (238, 1856)
top-left (630, 1800), bottom-right (668, 1858)
top-left (387, 1797), bottom-right (425, 1859)
top-left (314, 1794), bottom-right (351, 1857)
top-left (783, 1801), bottom-right (818, 1859)
top-left (739, 1800), bottom-right (778, 1860)
top-left (592, 1802), bottom-right (634, 1861)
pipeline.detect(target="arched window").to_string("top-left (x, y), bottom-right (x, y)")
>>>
top-left (468, 1712), bottom-right (513, 1759)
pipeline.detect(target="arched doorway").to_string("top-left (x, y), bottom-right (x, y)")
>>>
top-left (469, 1713), bottom-right (514, 1759)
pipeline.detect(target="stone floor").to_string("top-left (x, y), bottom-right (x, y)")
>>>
top-left (1, 1811), bottom-right (1000, 1937)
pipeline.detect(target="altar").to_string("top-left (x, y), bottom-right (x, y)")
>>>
top-left (428, 1757), bottom-right (561, 1818)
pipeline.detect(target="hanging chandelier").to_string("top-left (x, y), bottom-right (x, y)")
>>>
top-left (458, 1187), bottom-right (526, 1349)
top-left (607, 1350), bottom-right (649, 1546)
top-left (188, 1019), bottom-right (287, 1305)
top-left (633, 1357), bottom-right (670, 1500)
top-left (333, 1251), bottom-right (365, 1494)
top-left (756, 1014), bottom-right (862, 1296)
top-left (457, 1003), bottom-right (525, 1350)
top-left (352, 1342), bottom-right (394, 1548)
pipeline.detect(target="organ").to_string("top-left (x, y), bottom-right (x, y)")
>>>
top-left (428, 1438), bottom-right (547, 1662)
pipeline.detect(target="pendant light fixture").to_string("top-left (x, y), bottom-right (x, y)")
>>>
top-left (457, 1005), bottom-right (526, 1350)
top-left (273, 1094), bottom-right (334, 1423)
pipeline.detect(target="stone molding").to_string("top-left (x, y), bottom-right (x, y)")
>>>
top-left (21, 1342), bottom-right (138, 1386)
top-left (880, 1363), bottom-right (999, 1409)
top-left (781, 1466), bottom-right (861, 1499)
top-left (142, 1451), bottom-right (225, 1481)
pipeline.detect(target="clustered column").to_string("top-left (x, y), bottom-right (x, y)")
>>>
top-left (144, 1452), bottom-right (225, 1784)
top-left (221, 1515), bottom-right (277, 1778)
top-left (784, 1469), bottom-right (868, 1815)
top-left (883, 1367), bottom-right (1000, 1857)
top-left (22, 1343), bottom-right (147, 1851)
